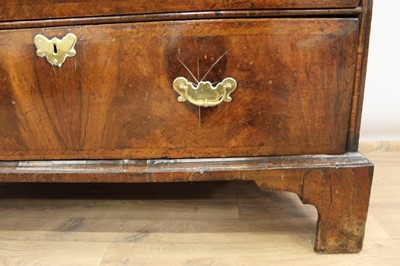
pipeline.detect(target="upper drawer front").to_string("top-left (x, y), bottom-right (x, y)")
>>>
top-left (0, 0), bottom-right (361, 22)
top-left (0, 18), bottom-right (359, 160)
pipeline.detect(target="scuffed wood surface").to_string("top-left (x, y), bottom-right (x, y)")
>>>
top-left (0, 152), bottom-right (371, 182)
top-left (0, 0), bottom-right (361, 22)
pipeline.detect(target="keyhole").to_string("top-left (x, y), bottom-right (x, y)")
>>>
top-left (53, 44), bottom-right (58, 54)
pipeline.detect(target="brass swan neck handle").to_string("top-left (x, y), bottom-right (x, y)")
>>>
top-left (173, 77), bottom-right (237, 107)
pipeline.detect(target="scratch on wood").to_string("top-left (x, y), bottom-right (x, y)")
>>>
top-left (198, 106), bottom-right (201, 129)
top-left (197, 53), bottom-right (200, 81)
top-left (329, 174), bottom-right (334, 211)
top-left (125, 231), bottom-right (149, 242)
top-left (61, 218), bottom-right (84, 231)
top-left (177, 56), bottom-right (199, 84)
top-left (200, 49), bottom-right (229, 82)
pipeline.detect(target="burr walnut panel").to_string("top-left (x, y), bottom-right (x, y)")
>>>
top-left (0, 18), bottom-right (359, 160)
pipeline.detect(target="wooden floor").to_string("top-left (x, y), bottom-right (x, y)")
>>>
top-left (0, 142), bottom-right (399, 265)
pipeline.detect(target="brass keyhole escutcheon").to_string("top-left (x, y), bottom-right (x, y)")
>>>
top-left (34, 33), bottom-right (77, 67)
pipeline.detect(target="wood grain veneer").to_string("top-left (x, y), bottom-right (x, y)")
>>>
top-left (0, 18), bottom-right (359, 160)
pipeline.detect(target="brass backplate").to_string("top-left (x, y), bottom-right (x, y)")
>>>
top-left (173, 77), bottom-right (237, 107)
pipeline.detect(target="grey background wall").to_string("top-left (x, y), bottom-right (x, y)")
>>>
top-left (360, 0), bottom-right (400, 141)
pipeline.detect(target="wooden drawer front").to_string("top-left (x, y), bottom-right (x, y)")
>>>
top-left (0, 18), bottom-right (359, 160)
top-left (0, 0), bottom-right (361, 22)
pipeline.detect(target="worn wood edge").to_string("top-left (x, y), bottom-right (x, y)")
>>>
top-left (312, 165), bottom-right (373, 254)
top-left (0, 143), bottom-right (353, 161)
top-left (346, 0), bottom-right (373, 151)
top-left (251, 157), bottom-right (373, 254)
top-left (0, 152), bottom-right (372, 178)
top-left (0, 8), bottom-right (363, 30)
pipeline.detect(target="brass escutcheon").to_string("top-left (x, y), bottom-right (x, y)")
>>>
top-left (173, 77), bottom-right (237, 107)
top-left (34, 33), bottom-right (77, 67)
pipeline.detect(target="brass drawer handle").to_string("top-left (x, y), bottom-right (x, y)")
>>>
top-left (173, 77), bottom-right (237, 107)
top-left (34, 33), bottom-right (77, 67)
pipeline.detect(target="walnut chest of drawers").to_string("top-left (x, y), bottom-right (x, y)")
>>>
top-left (0, 0), bottom-right (373, 253)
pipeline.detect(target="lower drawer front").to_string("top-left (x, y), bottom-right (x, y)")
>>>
top-left (0, 18), bottom-right (359, 160)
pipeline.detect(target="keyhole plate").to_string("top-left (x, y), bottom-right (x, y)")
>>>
top-left (34, 33), bottom-right (77, 67)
